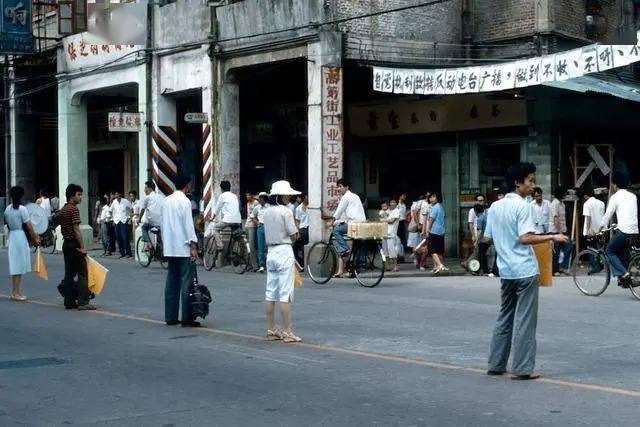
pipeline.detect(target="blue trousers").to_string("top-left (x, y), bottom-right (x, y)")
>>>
top-left (606, 231), bottom-right (630, 277)
top-left (257, 224), bottom-right (266, 268)
top-left (552, 237), bottom-right (574, 273)
top-left (333, 223), bottom-right (349, 253)
top-left (101, 222), bottom-right (111, 254)
top-left (115, 222), bottom-right (132, 256)
top-left (488, 275), bottom-right (539, 376)
top-left (164, 257), bottom-right (194, 324)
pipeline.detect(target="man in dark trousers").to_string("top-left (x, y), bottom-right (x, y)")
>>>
top-left (161, 174), bottom-right (200, 327)
top-left (58, 184), bottom-right (96, 310)
top-left (484, 163), bottom-right (567, 380)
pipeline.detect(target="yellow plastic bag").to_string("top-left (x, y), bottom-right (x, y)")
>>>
top-left (33, 247), bottom-right (49, 281)
top-left (533, 242), bottom-right (553, 287)
top-left (86, 256), bottom-right (109, 295)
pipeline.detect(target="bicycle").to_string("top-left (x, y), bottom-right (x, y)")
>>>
top-left (572, 226), bottom-right (640, 299)
top-left (136, 227), bottom-right (167, 269)
top-left (202, 225), bottom-right (250, 274)
top-left (306, 230), bottom-right (385, 288)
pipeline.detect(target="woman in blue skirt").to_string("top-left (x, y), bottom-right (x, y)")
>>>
top-left (4, 186), bottom-right (40, 300)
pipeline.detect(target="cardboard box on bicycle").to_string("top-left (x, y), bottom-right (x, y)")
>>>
top-left (347, 222), bottom-right (387, 240)
top-left (532, 241), bottom-right (553, 287)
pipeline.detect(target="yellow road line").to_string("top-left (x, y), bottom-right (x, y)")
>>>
top-left (4, 294), bottom-right (640, 399)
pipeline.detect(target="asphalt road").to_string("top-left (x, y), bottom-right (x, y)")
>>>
top-left (1, 252), bottom-right (640, 426)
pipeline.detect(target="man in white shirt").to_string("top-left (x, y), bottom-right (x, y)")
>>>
top-left (211, 180), bottom-right (242, 250)
top-left (468, 194), bottom-right (486, 242)
top-left (139, 181), bottom-right (165, 251)
top-left (161, 174), bottom-right (199, 328)
top-left (549, 187), bottom-right (573, 275)
top-left (110, 191), bottom-right (133, 258)
top-left (36, 189), bottom-right (52, 220)
top-left (294, 195), bottom-right (309, 267)
top-left (251, 192), bottom-right (270, 272)
top-left (582, 186), bottom-right (605, 237)
top-left (128, 191), bottom-right (141, 226)
top-left (383, 199), bottom-right (401, 272)
top-left (332, 178), bottom-right (366, 256)
top-left (263, 180), bottom-right (301, 343)
top-left (601, 171), bottom-right (639, 286)
top-left (529, 187), bottom-right (550, 235)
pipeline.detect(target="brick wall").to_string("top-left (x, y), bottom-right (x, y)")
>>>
top-left (473, 0), bottom-right (535, 42)
top-left (328, 0), bottom-right (463, 43)
top-left (554, 0), bottom-right (586, 38)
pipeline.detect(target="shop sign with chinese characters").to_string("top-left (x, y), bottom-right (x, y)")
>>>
top-left (0, 0), bottom-right (33, 54)
top-left (108, 112), bottom-right (143, 132)
top-left (322, 66), bottom-right (344, 217)
top-left (62, 33), bottom-right (142, 72)
top-left (372, 35), bottom-right (640, 96)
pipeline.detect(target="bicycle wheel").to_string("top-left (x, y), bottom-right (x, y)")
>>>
top-left (231, 236), bottom-right (250, 274)
top-left (157, 241), bottom-right (168, 270)
top-left (48, 229), bottom-right (57, 254)
top-left (203, 237), bottom-right (217, 271)
top-left (354, 240), bottom-right (385, 288)
top-left (306, 242), bottom-right (338, 284)
top-left (572, 249), bottom-right (610, 296)
top-left (136, 236), bottom-right (152, 267)
top-left (628, 254), bottom-right (640, 301)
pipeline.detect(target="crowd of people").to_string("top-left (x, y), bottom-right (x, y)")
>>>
top-left (3, 162), bottom-right (640, 379)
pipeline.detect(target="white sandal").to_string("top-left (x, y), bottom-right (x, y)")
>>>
top-left (266, 329), bottom-right (283, 341)
top-left (282, 331), bottom-right (302, 343)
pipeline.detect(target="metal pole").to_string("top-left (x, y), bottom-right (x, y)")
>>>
top-left (3, 55), bottom-right (11, 195)
top-left (146, 0), bottom-right (155, 182)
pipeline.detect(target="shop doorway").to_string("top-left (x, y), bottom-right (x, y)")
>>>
top-left (479, 141), bottom-right (521, 199)
top-left (176, 92), bottom-right (204, 200)
top-left (379, 147), bottom-right (442, 201)
top-left (238, 60), bottom-right (308, 199)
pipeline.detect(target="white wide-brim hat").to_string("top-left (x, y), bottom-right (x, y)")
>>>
top-left (269, 180), bottom-right (301, 196)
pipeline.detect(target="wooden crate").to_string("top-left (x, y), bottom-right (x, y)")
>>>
top-left (347, 222), bottom-right (387, 240)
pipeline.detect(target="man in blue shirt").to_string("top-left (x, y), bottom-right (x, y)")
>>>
top-left (423, 191), bottom-right (448, 274)
top-left (484, 163), bottom-right (568, 380)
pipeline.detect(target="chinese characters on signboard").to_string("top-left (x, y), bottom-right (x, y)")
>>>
top-left (62, 34), bottom-right (142, 72)
top-left (108, 112), bottom-right (143, 132)
top-left (0, 0), bottom-right (33, 54)
top-left (322, 66), bottom-right (343, 217)
top-left (373, 39), bottom-right (640, 96)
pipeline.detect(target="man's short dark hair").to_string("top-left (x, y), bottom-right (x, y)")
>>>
top-left (533, 186), bottom-right (543, 195)
top-left (174, 174), bottom-right (191, 191)
top-left (220, 180), bottom-right (231, 192)
top-left (475, 194), bottom-right (485, 201)
top-left (145, 180), bottom-right (156, 191)
top-left (582, 185), bottom-right (595, 198)
top-left (553, 186), bottom-right (565, 199)
top-left (129, 190), bottom-right (137, 198)
top-left (430, 191), bottom-right (441, 201)
top-left (39, 189), bottom-right (48, 197)
top-left (612, 170), bottom-right (630, 189)
top-left (505, 162), bottom-right (536, 191)
top-left (336, 178), bottom-right (350, 188)
top-left (65, 184), bottom-right (83, 199)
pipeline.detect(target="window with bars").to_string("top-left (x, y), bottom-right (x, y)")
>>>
top-left (58, 0), bottom-right (88, 35)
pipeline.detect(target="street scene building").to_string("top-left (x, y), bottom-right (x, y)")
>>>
top-left (3, 0), bottom-right (640, 255)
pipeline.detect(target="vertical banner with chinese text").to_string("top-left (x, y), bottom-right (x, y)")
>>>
top-left (321, 66), bottom-right (343, 217)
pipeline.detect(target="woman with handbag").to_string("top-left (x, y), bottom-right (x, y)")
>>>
top-left (4, 186), bottom-right (40, 300)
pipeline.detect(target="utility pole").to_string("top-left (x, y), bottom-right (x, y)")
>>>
top-left (146, 0), bottom-right (155, 184)
top-left (3, 55), bottom-right (11, 195)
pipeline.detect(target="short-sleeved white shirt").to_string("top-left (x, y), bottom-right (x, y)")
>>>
top-left (582, 197), bottom-right (605, 236)
top-left (263, 205), bottom-right (298, 245)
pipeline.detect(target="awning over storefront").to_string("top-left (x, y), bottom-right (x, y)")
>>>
top-left (543, 72), bottom-right (640, 103)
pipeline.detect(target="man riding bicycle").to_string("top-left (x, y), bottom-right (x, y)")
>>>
top-left (210, 180), bottom-right (242, 250)
top-left (600, 171), bottom-right (639, 288)
top-left (332, 178), bottom-right (366, 258)
top-left (139, 181), bottom-right (165, 250)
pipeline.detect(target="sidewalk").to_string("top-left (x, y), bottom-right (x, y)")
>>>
top-left (381, 257), bottom-right (471, 278)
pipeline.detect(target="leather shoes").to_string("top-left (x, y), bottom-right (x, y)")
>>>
top-left (166, 320), bottom-right (179, 326)
top-left (181, 321), bottom-right (202, 328)
top-left (487, 370), bottom-right (505, 376)
top-left (511, 373), bottom-right (541, 380)
top-left (77, 304), bottom-right (97, 311)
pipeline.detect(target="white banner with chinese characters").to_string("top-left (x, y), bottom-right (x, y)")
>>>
top-left (373, 41), bottom-right (640, 96)
top-left (62, 33), bottom-right (143, 73)
top-left (322, 66), bottom-right (344, 217)
top-left (108, 112), bottom-right (143, 132)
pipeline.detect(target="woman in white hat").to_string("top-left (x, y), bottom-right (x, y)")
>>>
top-left (262, 180), bottom-right (302, 343)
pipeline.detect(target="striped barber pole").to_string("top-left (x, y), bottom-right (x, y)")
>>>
top-left (151, 125), bottom-right (179, 195)
top-left (202, 124), bottom-right (214, 219)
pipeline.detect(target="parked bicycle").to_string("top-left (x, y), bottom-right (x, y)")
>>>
top-left (306, 231), bottom-right (385, 288)
top-left (571, 225), bottom-right (640, 299)
top-left (34, 224), bottom-right (57, 254)
top-left (136, 227), bottom-right (167, 269)
top-left (202, 225), bottom-right (250, 274)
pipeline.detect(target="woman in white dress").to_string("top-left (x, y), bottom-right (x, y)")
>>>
top-left (4, 186), bottom-right (40, 301)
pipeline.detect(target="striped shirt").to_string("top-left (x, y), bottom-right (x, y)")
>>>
top-left (59, 203), bottom-right (81, 240)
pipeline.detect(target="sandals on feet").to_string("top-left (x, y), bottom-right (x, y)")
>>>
top-left (282, 331), bottom-right (302, 343)
top-left (266, 329), bottom-right (283, 341)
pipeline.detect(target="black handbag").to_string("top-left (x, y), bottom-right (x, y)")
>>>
top-left (190, 263), bottom-right (212, 320)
